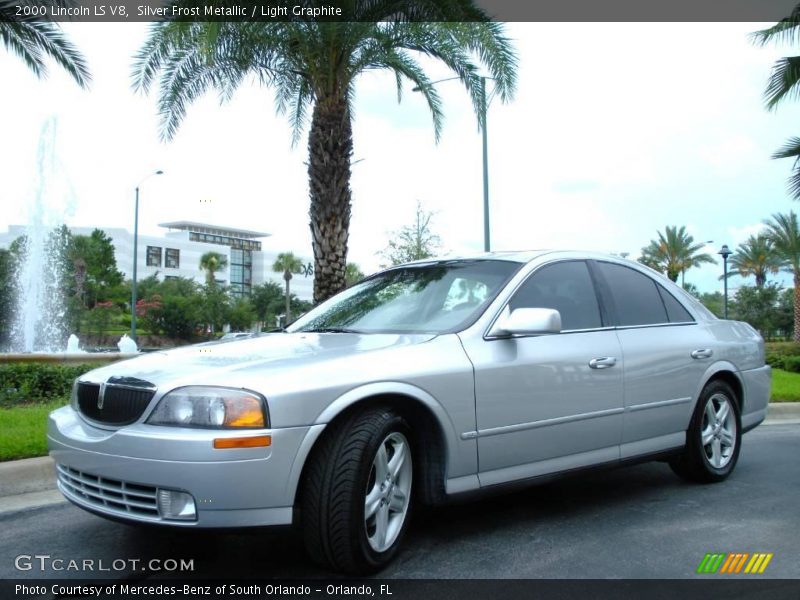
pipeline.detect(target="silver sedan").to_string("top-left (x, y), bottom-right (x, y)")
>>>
top-left (48, 251), bottom-right (770, 573)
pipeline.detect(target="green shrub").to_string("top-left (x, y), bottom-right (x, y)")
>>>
top-left (765, 342), bottom-right (800, 357)
top-left (780, 356), bottom-right (800, 374)
top-left (766, 353), bottom-right (785, 370)
top-left (765, 342), bottom-right (800, 372)
top-left (0, 363), bottom-right (95, 407)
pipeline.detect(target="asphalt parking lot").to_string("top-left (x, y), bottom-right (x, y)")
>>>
top-left (0, 424), bottom-right (797, 581)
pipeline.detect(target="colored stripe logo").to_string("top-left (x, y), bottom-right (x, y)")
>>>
top-left (697, 553), bottom-right (773, 574)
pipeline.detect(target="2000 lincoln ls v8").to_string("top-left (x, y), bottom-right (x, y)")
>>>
top-left (49, 251), bottom-right (771, 573)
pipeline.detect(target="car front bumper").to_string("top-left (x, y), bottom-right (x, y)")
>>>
top-left (47, 406), bottom-right (322, 528)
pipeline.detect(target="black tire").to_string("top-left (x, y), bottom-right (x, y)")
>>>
top-left (301, 407), bottom-right (414, 574)
top-left (669, 380), bottom-right (741, 483)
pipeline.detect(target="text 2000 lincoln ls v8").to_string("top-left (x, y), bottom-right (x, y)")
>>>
top-left (49, 251), bottom-right (770, 573)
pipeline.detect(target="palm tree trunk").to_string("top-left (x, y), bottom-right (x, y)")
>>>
top-left (284, 277), bottom-right (291, 324)
top-left (308, 94), bottom-right (352, 303)
top-left (794, 272), bottom-right (800, 342)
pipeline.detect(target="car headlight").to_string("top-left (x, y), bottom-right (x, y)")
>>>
top-left (147, 386), bottom-right (269, 429)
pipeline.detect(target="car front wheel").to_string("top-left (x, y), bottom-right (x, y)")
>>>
top-left (301, 407), bottom-right (413, 574)
top-left (669, 380), bottom-right (741, 483)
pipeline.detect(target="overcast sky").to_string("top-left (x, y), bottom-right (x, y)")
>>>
top-left (2, 21), bottom-right (799, 292)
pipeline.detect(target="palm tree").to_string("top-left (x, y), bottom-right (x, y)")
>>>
top-left (199, 251), bottom-right (228, 285)
top-left (753, 8), bottom-right (800, 198)
top-left (273, 252), bottom-right (304, 324)
top-left (764, 211), bottom-right (800, 341)
top-left (639, 226), bottom-right (716, 283)
top-left (132, 8), bottom-right (517, 303)
top-left (1, 0), bottom-right (90, 87)
top-left (723, 234), bottom-right (783, 287)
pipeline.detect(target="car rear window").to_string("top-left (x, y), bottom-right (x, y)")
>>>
top-left (595, 262), bottom-right (669, 326)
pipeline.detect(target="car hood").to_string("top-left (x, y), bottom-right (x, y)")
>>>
top-left (80, 332), bottom-right (438, 390)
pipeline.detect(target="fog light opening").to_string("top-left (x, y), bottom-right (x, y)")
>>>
top-left (157, 489), bottom-right (197, 521)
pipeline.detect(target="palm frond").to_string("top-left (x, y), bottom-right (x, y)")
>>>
top-left (133, 2), bottom-right (518, 149)
top-left (765, 56), bottom-right (800, 109)
top-left (772, 136), bottom-right (800, 160)
top-left (771, 137), bottom-right (800, 199)
top-left (764, 211), bottom-right (800, 272)
top-left (362, 46), bottom-right (445, 140)
top-left (0, 0), bottom-right (90, 88)
top-left (751, 5), bottom-right (800, 47)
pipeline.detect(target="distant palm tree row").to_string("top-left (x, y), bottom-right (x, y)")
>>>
top-left (641, 211), bottom-right (800, 341)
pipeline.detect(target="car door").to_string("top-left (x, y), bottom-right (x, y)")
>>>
top-left (591, 261), bottom-right (715, 458)
top-left (461, 260), bottom-right (624, 487)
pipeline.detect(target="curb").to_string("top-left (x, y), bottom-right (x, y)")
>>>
top-left (0, 403), bottom-right (798, 514)
top-left (762, 402), bottom-right (800, 423)
top-left (0, 456), bottom-right (56, 498)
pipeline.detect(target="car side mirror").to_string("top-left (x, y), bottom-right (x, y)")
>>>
top-left (489, 307), bottom-right (562, 337)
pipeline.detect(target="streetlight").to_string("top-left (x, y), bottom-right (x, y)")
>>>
top-left (131, 170), bottom-right (164, 341)
top-left (718, 244), bottom-right (732, 319)
top-left (413, 76), bottom-right (494, 252)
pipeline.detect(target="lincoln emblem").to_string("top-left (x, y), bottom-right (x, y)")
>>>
top-left (97, 382), bottom-right (107, 410)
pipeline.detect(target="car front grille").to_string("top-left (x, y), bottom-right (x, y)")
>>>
top-left (57, 464), bottom-right (160, 518)
top-left (77, 377), bottom-right (156, 425)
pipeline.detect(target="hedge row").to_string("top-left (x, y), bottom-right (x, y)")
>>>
top-left (767, 354), bottom-right (800, 373)
top-left (0, 363), bottom-right (96, 407)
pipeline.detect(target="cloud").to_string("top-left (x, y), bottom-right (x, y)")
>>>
top-left (727, 223), bottom-right (766, 245)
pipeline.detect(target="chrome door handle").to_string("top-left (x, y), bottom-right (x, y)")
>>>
top-left (589, 357), bottom-right (617, 369)
top-left (691, 349), bottom-right (713, 359)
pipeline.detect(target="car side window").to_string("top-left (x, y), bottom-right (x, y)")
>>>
top-left (657, 285), bottom-right (695, 323)
top-left (596, 262), bottom-right (669, 326)
top-left (509, 261), bottom-right (602, 330)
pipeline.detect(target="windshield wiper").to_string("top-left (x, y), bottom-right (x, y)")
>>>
top-left (300, 327), bottom-right (363, 334)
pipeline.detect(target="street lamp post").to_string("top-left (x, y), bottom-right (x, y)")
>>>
top-left (413, 76), bottom-right (493, 252)
top-left (131, 170), bottom-right (164, 341)
top-left (479, 76), bottom-right (490, 252)
top-left (718, 244), bottom-right (732, 319)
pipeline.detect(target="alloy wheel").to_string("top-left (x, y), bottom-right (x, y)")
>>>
top-left (364, 432), bottom-right (412, 553)
top-left (701, 393), bottom-right (737, 469)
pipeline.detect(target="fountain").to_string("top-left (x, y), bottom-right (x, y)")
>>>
top-left (9, 118), bottom-right (72, 353)
top-left (66, 334), bottom-right (83, 353)
top-left (117, 334), bottom-right (138, 354)
top-left (0, 118), bottom-right (137, 365)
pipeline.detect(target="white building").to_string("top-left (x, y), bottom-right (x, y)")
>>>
top-left (0, 220), bottom-right (314, 301)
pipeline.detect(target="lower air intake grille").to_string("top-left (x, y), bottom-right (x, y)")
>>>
top-left (57, 464), bottom-right (160, 518)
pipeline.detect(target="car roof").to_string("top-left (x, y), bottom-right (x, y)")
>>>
top-left (389, 250), bottom-right (718, 322)
top-left (396, 249), bottom-right (631, 265)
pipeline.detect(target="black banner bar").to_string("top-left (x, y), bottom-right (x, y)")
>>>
top-left (2, 579), bottom-right (800, 600)
top-left (2, 0), bottom-right (800, 23)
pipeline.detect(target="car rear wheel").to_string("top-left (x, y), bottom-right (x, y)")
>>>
top-left (301, 407), bottom-right (413, 574)
top-left (669, 380), bottom-right (741, 483)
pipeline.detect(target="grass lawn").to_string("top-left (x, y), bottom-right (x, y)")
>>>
top-left (770, 369), bottom-right (800, 402)
top-left (0, 399), bottom-right (67, 461)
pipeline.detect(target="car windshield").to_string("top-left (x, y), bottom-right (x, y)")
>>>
top-left (288, 260), bottom-right (521, 334)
